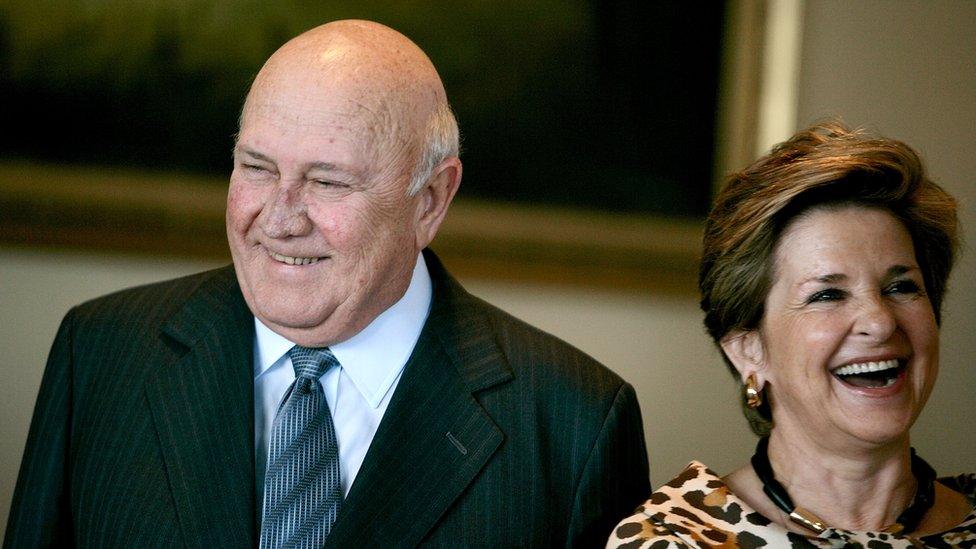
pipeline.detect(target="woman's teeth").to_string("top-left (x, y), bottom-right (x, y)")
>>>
top-left (832, 359), bottom-right (902, 388)
top-left (832, 359), bottom-right (899, 377)
top-left (270, 251), bottom-right (321, 265)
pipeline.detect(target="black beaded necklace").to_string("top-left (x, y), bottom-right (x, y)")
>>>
top-left (750, 436), bottom-right (937, 535)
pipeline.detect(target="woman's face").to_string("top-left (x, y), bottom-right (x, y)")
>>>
top-left (757, 206), bottom-right (939, 450)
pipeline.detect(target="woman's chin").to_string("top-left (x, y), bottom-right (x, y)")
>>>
top-left (774, 403), bottom-right (916, 451)
top-left (826, 407), bottom-right (916, 449)
top-left (823, 372), bottom-right (927, 445)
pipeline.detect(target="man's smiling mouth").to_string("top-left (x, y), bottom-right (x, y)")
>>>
top-left (269, 250), bottom-right (324, 266)
top-left (831, 358), bottom-right (905, 388)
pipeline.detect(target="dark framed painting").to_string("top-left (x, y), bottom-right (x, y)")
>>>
top-left (0, 1), bottom-right (762, 292)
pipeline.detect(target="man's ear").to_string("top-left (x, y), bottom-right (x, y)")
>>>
top-left (720, 329), bottom-right (767, 384)
top-left (414, 157), bottom-right (462, 249)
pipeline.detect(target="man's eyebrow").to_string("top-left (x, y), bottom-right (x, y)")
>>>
top-left (307, 161), bottom-right (342, 172)
top-left (235, 147), bottom-right (274, 164)
top-left (235, 148), bottom-right (354, 175)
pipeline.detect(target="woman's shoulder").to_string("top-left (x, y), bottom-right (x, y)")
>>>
top-left (925, 473), bottom-right (976, 545)
top-left (607, 462), bottom-right (712, 548)
top-left (607, 461), bottom-right (807, 548)
top-left (939, 472), bottom-right (976, 503)
top-left (607, 462), bottom-right (727, 548)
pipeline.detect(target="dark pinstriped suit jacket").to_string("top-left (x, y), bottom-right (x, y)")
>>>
top-left (5, 250), bottom-right (650, 548)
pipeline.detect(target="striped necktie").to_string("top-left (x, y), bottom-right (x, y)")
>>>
top-left (260, 346), bottom-right (342, 549)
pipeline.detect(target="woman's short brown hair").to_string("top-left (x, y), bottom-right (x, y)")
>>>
top-left (699, 121), bottom-right (959, 434)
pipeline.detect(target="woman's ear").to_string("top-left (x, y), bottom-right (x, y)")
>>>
top-left (720, 329), bottom-right (767, 384)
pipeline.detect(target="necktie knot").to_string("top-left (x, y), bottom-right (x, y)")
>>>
top-left (288, 345), bottom-right (339, 384)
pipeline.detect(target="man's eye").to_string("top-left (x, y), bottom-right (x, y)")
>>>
top-left (312, 179), bottom-right (348, 188)
top-left (243, 164), bottom-right (268, 172)
top-left (885, 280), bottom-right (922, 295)
top-left (807, 288), bottom-right (846, 303)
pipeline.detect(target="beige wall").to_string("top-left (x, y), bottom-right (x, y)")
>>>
top-left (3, 0), bottom-right (975, 538)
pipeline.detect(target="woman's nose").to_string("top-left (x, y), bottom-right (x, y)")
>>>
top-left (853, 296), bottom-right (898, 343)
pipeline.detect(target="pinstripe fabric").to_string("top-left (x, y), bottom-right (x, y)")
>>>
top-left (260, 346), bottom-right (341, 549)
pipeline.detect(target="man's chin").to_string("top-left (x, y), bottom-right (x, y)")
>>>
top-left (259, 305), bottom-right (334, 330)
top-left (254, 305), bottom-right (354, 347)
top-left (242, 279), bottom-right (335, 321)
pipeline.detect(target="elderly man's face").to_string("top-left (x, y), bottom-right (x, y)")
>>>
top-left (227, 89), bottom-right (424, 346)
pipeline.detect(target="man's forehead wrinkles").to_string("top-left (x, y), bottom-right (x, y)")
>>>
top-left (249, 100), bottom-right (358, 122)
top-left (347, 97), bottom-right (377, 115)
top-left (245, 96), bottom-right (389, 136)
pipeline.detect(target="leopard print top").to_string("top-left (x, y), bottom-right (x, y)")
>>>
top-left (608, 461), bottom-right (976, 548)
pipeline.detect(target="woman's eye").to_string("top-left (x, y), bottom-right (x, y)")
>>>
top-left (885, 279), bottom-right (922, 295)
top-left (807, 288), bottom-right (846, 303)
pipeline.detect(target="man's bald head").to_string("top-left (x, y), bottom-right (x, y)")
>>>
top-left (241, 20), bottom-right (459, 195)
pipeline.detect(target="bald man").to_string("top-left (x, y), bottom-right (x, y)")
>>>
top-left (5, 21), bottom-right (649, 548)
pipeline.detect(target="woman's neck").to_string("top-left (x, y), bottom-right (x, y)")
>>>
top-left (764, 429), bottom-right (916, 532)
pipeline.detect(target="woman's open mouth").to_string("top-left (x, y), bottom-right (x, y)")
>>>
top-left (831, 359), bottom-right (906, 389)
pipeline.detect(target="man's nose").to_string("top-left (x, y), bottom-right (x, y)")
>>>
top-left (260, 182), bottom-right (312, 238)
top-left (852, 295), bottom-right (898, 343)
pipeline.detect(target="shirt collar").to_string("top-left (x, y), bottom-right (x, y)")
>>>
top-left (253, 252), bottom-right (433, 408)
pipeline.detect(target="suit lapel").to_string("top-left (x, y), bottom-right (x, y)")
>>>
top-left (145, 267), bottom-right (256, 547)
top-left (326, 251), bottom-right (513, 546)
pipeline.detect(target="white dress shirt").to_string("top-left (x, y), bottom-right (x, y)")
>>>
top-left (253, 253), bottom-right (432, 502)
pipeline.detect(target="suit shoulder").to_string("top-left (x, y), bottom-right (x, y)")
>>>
top-left (463, 292), bottom-right (628, 396)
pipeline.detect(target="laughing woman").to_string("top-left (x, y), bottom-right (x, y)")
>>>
top-left (609, 123), bottom-right (975, 547)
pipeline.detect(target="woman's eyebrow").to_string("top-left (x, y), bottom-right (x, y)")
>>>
top-left (887, 264), bottom-right (916, 277)
top-left (798, 273), bottom-right (847, 287)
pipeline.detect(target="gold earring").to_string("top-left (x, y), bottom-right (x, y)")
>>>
top-left (745, 373), bottom-right (762, 409)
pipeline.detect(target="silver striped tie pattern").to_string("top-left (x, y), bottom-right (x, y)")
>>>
top-left (260, 346), bottom-right (342, 549)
